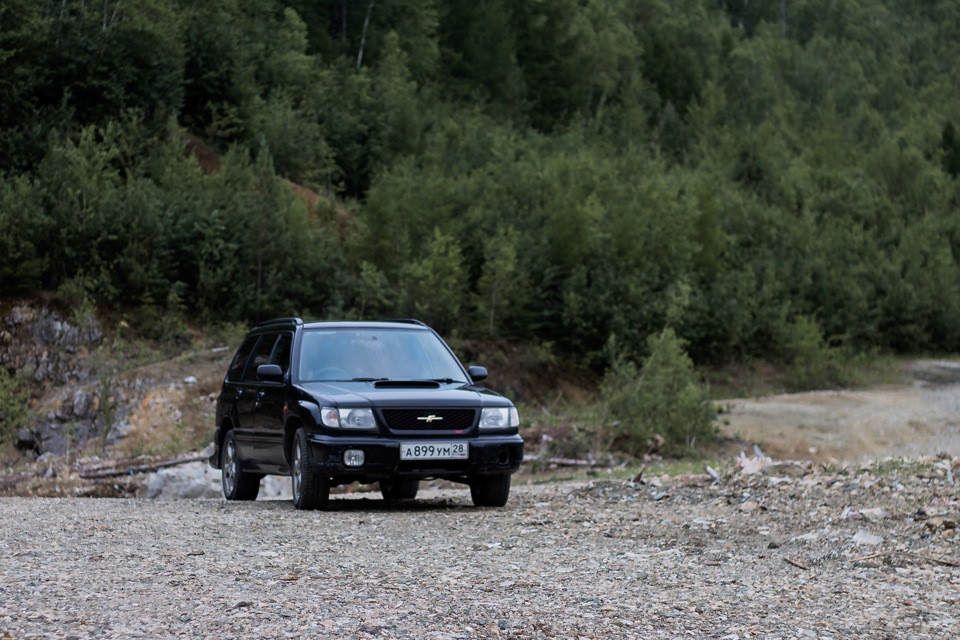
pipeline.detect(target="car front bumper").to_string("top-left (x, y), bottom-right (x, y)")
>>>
top-left (304, 433), bottom-right (524, 481)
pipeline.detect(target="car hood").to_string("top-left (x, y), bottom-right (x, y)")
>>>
top-left (297, 381), bottom-right (510, 408)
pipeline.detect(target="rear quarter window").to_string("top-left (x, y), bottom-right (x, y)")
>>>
top-left (242, 334), bottom-right (280, 382)
top-left (226, 336), bottom-right (259, 382)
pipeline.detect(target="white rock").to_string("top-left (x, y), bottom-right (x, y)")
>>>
top-left (852, 529), bottom-right (884, 546)
top-left (143, 462), bottom-right (221, 500)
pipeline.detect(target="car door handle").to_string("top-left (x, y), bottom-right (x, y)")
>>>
top-left (256, 390), bottom-right (266, 400)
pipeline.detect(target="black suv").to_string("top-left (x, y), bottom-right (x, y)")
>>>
top-left (209, 318), bottom-right (524, 509)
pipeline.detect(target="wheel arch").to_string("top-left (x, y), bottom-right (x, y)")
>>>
top-left (215, 417), bottom-right (235, 465)
top-left (284, 416), bottom-right (304, 466)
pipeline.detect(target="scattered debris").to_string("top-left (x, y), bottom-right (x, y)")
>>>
top-left (738, 500), bottom-right (760, 513)
top-left (858, 508), bottom-right (889, 521)
top-left (841, 507), bottom-right (890, 522)
top-left (705, 465), bottom-right (721, 483)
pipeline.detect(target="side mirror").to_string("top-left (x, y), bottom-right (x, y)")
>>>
top-left (257, 364), bottom-right (284, 382)
top-left (467, 365), bottom-right (488, 382)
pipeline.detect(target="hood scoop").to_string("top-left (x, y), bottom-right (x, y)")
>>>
top-left (374, 380), bottom-right (441, 389)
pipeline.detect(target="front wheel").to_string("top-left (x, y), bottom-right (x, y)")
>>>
top-left (380, 479), bottom-right (420, 501)
top-left (291, 428), bottom-right (330, 510)
top-left (469, 474), bottom-right (511, 507)
top-left (221, 430), bottom-right (262, 501)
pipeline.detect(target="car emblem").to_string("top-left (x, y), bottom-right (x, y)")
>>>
top-left (417, 414), bottom-right (443, 423)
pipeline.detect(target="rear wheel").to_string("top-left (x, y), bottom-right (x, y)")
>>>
top-left (221, 430), bottom-right (261, 501)
top-left (380, 479), bottom-right (420, 501)
top-left (291, 428), bottom-right (330, 510)
top-left (469, 474), bottom-right (511, 507)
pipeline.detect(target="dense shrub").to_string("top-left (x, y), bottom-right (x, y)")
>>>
top-left (780, 315), bottom-right (854, 392)
top-left (600, 329), bottom-right (718, 456)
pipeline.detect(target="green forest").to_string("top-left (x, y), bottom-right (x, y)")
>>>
top-left (3, 0), bottom-right (960, 373)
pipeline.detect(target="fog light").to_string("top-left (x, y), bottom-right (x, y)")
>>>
top-left (343, 449), bottom-right (365, 467)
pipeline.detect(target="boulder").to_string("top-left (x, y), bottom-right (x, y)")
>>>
top-left (142, 461), bottom-right (293, 500)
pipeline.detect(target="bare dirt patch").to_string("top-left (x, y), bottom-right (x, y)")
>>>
top-left (721, 360), bottom-right (960, 462)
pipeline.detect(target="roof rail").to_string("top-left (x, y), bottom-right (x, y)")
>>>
top-left (256, 317), bottom-right (303, 328)
top-left (383, 318), bottom-right (428, 327)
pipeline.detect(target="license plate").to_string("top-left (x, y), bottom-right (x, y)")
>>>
top-left (400, 441), bottom-right (469, 460)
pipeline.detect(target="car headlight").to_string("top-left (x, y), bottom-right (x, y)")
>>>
top-left (479, 407), bottom-right (520, 430)
top-left (320, 407), bottom-right (377, 430)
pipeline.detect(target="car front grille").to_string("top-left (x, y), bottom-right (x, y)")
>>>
top-left (380, 408), bottom-right (476, 432)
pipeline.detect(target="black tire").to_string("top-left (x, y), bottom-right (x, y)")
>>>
top-left (221, 430), bottom-right (262, 501)
top-left (380, 478), bottom-right (420, 501)
top-left (469, 474), bottom-right (511, 507)
top-left (291, 428), bottom-right (330, 510)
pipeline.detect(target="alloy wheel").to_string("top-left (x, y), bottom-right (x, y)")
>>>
top-left (223, 439), bottom-right (238, 496)
top-left (292, 442), bottom-right (302, 503)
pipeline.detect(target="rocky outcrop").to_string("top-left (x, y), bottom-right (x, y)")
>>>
top-left (2, 304), bottom-right (105, 455)
top-left (2, 301), bottom-right (231, 461)
top-left (1, 305), bottom-right (102, 385)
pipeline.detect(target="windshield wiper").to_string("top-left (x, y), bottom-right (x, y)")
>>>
top-left (426, 378), bottom-right (461, 384)
top-left (350, 377), bottom-right (389, 382)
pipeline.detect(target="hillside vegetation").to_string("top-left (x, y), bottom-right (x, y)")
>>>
top-left (3, 2), bottom-right (960, 437)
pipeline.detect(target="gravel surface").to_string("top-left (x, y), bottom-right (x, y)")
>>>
top-left (2, 459), bottom-right (959, 640)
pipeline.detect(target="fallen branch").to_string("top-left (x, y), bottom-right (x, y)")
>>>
top-left (903, 552), bottom-right (960, 568)
top-left (848, 550), bottom-right (960, 568)
top-left (78, 454), bottom-right (207, 479)
top-left (784, 557), bottom-right (809, 570)
top-left (524, 456), bottom-right (603, 468)
top-left (633, 463), bottom-right (647, 483)
top-left (850, 550), bottom-right (894, 563)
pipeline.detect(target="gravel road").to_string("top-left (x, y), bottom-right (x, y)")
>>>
top-left (2, 459), bottom-right (958, 640)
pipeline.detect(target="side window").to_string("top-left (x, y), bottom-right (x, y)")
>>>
top-left (242, 334), bottom-right (279, 382)
top-left (226, 336), bottom-right (259, 382)
top-left (270, 333), bottom-right (292, 374)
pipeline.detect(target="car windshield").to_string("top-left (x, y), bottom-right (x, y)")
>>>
top-left (298, 328), bottom-right (467, 383)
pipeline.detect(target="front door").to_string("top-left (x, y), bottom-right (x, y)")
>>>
top-left (237, 334), bottom-right (279, 467)
top-left (254, 332), bottom-right (292, 470)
